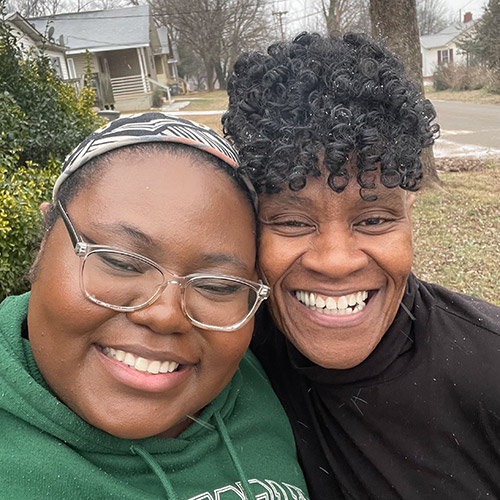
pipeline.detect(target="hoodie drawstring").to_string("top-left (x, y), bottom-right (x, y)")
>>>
top-left (130, 411), bottom-right (254, 500)
top-left (214, 410), bottom-right (254, 500)
top-left (130, 444), bottom-right (178, 500)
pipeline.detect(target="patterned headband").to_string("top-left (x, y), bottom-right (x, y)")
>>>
top-left (53, 112), bottom-right (257, 209)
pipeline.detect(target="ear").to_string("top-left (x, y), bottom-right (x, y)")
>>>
top-left (406, 192), bottom-right (416, 217)
top-left (29, 203), bottom-right (53, 284)
top-left (40, 201), bottom-right (52, 219)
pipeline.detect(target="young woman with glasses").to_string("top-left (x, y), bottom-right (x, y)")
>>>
top-left (0, 113), bottom-right (309, 500)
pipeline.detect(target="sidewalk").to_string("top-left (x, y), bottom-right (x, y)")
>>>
top-left (160, 99), bottom-right (225, 116)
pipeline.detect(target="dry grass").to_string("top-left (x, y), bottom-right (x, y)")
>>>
top-left (177, 113), bottom-right (224, 134)
top-left (174, 90), bottom-right (228, 113)
top-left (425, 87), bottom-right (500, 105)
top-left (413, 162), bottom-right (500, 305)
top-left (174, 90), bottom-right (228, 133)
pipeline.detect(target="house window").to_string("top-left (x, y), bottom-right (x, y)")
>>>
top-left (67, 58), bottom-right (77, 79)
top-left (438, 49), bottom-right (453, 65)
top-left (49, 56), bottom-right (62, 77)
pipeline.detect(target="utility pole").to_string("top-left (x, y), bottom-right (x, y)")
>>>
top-left (273, 10), bottom-right (288, 40)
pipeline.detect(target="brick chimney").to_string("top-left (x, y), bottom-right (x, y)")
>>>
top-left (463, 11), bottom-right (473, 23)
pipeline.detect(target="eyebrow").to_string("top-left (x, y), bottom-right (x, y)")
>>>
top-left (88, 221), bottom-right (155, 247)
top-left (200, 253), bottom-right (251, 274)
top-left (354, 189), bottom-right (405, 208)
top-left (261, 194), bottom-right (313, 210)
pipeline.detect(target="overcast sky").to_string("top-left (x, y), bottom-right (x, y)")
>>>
top-left (446, 0), bottom-right (487, 20)
top-left (277, 0), bottom-right (488, 37)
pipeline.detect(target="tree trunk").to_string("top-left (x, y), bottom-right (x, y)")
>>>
top-left (203, 59), bottom-right (215, 92)
top-left (214, 60), bottom-right (227, 90)
top-left (324, 0), bottom-right (341, 34)
top-left (370, 0), bottom-right (441, 186)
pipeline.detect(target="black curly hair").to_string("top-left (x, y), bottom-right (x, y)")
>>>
top-left (223, 31), bottom-right (440, 198)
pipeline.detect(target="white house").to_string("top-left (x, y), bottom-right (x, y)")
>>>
top-left (29, 5), bottom-right (179, 111)
top-left (420, 12), bottom-right (477, 83)
top-left (6, 11), bottom-right (69, 80)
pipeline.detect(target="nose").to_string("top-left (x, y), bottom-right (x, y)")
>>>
top-left (126, 282), bottom-right (192, 335)
top-left (300, 225), bottom-right (369, 279)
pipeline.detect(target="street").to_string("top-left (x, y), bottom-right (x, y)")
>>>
top-left (431, 99), bottom-right (500, 157)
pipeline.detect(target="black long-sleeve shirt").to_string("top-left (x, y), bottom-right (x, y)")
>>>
top-left (251, 274), bottom-right (500, 500)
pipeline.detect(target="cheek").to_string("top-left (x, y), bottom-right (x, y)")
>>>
top-left (258, 232), bottom-right (303, 286)
top-left (384, 232), bottom-right (414, 277)
top-left (203, 323), bottom-right (253, 389)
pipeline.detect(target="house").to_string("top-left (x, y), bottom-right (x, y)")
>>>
top-left (6, 11), bottom-right (69, 80)
top-left (155, 26), bottom-right (182, 92)
top-left (29, 5), bottom-right (179, 111)
top-left (420, 12), bottom-right (477, 83)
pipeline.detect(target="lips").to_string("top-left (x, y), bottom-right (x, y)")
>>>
top-left (295, 289), bottom-right (369, 315)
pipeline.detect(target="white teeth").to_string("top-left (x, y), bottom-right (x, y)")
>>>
top-left (147, 360), bottom-right (161, 374)
top-left (124, 352), bottom-right (136, 366)
top-left (100, 347), bottom-right (180, 374)
top-left (337, 296), bottom-right (348, 309)
top-left (295, 289), bottom-right (369, 315)
top-left (315, 296), bottom-right (326, 308)
top-left (115, 349), bottom-right (125, 362)
top-left (160, 361), bottom-right (179, 373)
top-left (325, 297), bottom-right (337, 310)
top-left (135, 357), bottom-right (148, 372)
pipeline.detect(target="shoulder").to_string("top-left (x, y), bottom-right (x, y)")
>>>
top-left (418, 278), bottom-right (500, 336)
top-left (0, 292), bottom-right (30, 316)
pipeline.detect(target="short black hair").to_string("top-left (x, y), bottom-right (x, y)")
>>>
top-left (223, 32), bottom-right (439, 197)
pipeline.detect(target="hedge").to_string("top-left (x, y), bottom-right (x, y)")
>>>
top-left (0, 8), bottom-right (102, 300)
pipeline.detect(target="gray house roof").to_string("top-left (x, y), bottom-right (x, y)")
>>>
top-left (420, 20), bottom-right (475, 49)
top-left (7, 11), bottom-right (66, 52)
top-left (29, 5), bottom-right (151, 55)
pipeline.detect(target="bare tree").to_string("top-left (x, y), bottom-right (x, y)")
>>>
top-left (151, 0), bottom-right (272, 90)
top-left (320, 0), bottom-right (370, 35)
top-left (370, 0), bottom-right (440, 185)
top-left (417, 0), bottom-right (449, 35)
top-left (11, 0), bottom-right (127, 17)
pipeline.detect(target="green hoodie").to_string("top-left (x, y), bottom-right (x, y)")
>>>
top-left (0, 294), bottom-right (309, 500)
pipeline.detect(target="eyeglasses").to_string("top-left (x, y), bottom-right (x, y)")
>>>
top-left (56, 201), bottom-right (270, 331)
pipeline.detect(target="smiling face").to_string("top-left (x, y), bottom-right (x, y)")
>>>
top-left (28, 149), bottom-right (257, 439)
top-left (258, 163), bottom-right (415, 369)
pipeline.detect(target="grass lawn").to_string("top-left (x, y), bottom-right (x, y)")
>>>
top-left (413, 164), bottom-right (500, 305)
top-left (178, 113), bottom-right (225, 134)
top-left (176, 89), bottom-right (499, 306)
top-left (425, 87), bottom-right (500, 105)
top-left (174, 90), bottom-right (228, 113)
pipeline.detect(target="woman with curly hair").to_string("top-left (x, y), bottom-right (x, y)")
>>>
top-left (223, 32), bottom-right (500, 500)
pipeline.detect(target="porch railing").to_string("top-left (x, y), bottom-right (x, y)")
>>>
top-left (110, 75), bottom-right (150, 97)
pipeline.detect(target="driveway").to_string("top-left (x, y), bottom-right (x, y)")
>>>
top-left (432, 100), bottom-right (500, 157)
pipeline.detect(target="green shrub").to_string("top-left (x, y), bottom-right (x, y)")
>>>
top-left (0, 90), bottom-right (28, 172)
top-left (0, 7), bottom-right (103, 299)
top-left (0, 161), bottom-right (58, 300)
top-left (151, 88), bottom-right (165, 108)
top-left (0, 10), bottom-right (102, 170)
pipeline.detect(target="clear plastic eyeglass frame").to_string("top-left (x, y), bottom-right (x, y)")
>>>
top-left (56, 200), bottom-right (270, 331)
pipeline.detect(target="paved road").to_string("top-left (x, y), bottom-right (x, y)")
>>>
top-left (160, 97), bottom-right (500, 158)
top-left (431, 100), bottom-right (500, 157)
